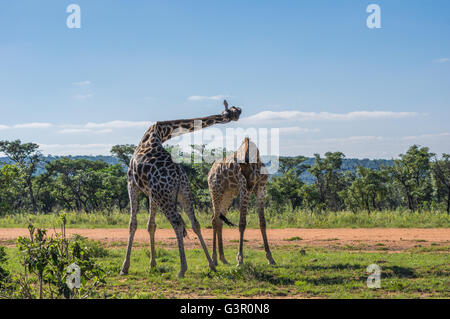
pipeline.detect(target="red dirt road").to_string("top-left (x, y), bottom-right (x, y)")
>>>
top-left (1, 228), bottom-right (449, 251)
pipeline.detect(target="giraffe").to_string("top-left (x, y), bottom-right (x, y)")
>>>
top-left (208, 137), bottom-right (276, 266)
top-left (120, 100), bottom-right (242, 278)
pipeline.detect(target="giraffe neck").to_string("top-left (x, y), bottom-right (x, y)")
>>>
top-left (153, 114), bottom-right (232, 144)
top-left (137, 113), bottom-right (232, 149)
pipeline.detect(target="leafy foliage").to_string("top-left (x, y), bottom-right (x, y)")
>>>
top-left (10, 219), bottom-right (106, 299)
top-left (0, 141), bottom-right (449, 215)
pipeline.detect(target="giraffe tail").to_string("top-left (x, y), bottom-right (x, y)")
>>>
top-left (219, 214), bottom-right (236, 227)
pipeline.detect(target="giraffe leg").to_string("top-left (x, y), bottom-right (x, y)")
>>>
top-left (216, 216), bottom-right (228, 264)
top-left (211, 214), bottom-right (218, 266)
top-left (179, 180), bottom-right (216, 272)
top-left (120, 181), bottom-right (139, 275)
top-left (256, 186), bottom-right (275, 265)
top-left (210, 193), bottom-right (223, 266)
top-left (236, 175), bottom-right (250, 266)
top-left (190, 215), bottom-right (216, 271)
top-left (147, 199), bottom-right (157, 270)
top-left (218, 191), bottom-right (234, 265)
top-left (160, 200), bottom-right (188, 278)
top-left (173, 221), bottom-right (188, 278)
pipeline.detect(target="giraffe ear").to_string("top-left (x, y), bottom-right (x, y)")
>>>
top-left (223, 99), bottom-right (229, 110)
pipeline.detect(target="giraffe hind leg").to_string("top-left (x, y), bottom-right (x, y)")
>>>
top-left (159, 200), bottom-right (188, 278)
top-left (179, 183), bottom-right (216, 272)
top-left (147, 198), bottom-right (157, 270)
top-left (120, 181), bottom-right (139, 275)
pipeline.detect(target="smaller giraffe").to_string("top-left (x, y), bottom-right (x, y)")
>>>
top-left (208, 138), bottom-right (275, 266)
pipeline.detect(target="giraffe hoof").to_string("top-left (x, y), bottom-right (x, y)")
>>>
top-left (268, 259), bottom-right (276, 265)
top-left (220, 259), bottom-right (229, 265)
top-left (236, 254), bottom-right (244, 266)
top-left (209, 264), bottom-right (217, 272)
top-left (177, 271), bottom-right (186, 279)
top-left (120, 270), bottom-right (128, 276)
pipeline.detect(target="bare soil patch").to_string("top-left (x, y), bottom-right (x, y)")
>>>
top-left (1, 228), bottom-right (449, 251)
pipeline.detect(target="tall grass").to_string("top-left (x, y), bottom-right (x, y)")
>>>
top-left (0, 207), bottom-right (448, 229)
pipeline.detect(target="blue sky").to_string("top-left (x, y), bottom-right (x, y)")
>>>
top-left (0, 0), bottom-right (449, 158)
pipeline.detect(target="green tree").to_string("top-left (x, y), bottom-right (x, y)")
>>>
top-left (390, 145), bottom-right (434, 211)
top-left (95, 164), bottom-right (129, 211)
top-left (110, 144), bottom-right (136, 167)
top-left (278, 156), bottom-right (309, 176)
top-left (0, 140), bottom-right (42, 213)
top-left (342, 166), bottom-right (388, 213)
top-left (267, 169), bottom-right (304, 209)
top-left (308, 152), bottom-right (346, 211)
top-left (0, 164), bottom-right (26, 215)
top-left (432, 154), bottom-right (450, 213)
top-left (44, 158), bottom-right (109, 212)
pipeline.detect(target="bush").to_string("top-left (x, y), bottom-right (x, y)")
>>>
top-left (0, 246), bottom-right (9, 286)
top-left (9, 220), bottom-right (106, 299)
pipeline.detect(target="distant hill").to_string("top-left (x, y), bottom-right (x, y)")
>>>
top-left (0, 155), bottom-right (121, 175)
top-left (0, 155), bottom-right (394, 184)
top-left (298, 157), bottom-right (394, 184)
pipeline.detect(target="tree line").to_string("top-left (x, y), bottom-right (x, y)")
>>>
top-left (0, 140), bottom-right (449, 216)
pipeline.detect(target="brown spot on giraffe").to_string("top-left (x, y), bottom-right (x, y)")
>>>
top-left (208, 137), bottom-right (276, 266)
top-left (120, 100), bottom-right (242, 278)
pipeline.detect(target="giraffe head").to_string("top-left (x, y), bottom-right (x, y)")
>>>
top-left (222, 100), bottom-right (241, 122)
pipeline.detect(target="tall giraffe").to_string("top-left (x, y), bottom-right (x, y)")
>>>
top-left (120, 100), bottom-right (242, 278)
top-left (208, 137), bottom-right (275, 266)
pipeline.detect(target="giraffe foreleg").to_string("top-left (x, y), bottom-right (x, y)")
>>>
top-left (256, 185), bottom-right (275, 265)
top-left (216, 216), bottom-right (228, 264)
top-left (211, 214), bottom-right (218, 266)
top-left (236, 174), bottom-right (250, 266)
top-left (217, 192), bottom-right (234, 265)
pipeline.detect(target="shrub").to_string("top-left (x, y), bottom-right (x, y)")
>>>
top-left (11, 220), bottom-right (106, 299)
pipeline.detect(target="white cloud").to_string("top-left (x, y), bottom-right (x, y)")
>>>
top-left (12, 122), bottom-right (53, 129)
top-left (401, 132), bottom-right (450, 140)
top-left (38, 143), bottom-right (114, 156)
top-left (242, 110), bottom-right (418, 124)
top-left (187, 95), bottom-right (228, 101)
top-left (72, 94), bottom-right (93, 100)
top-left (58, 128), bottom-right (113, 134)
top-left (434, 58), bottom-right (449, 63)
top-left (0, 122), bottom-right (53, 129)
top-left (72, 80), bottom-right (91, 86)
top-left (279, 127), bottom-right (320, 134)
top-left (84, 120), bottom-right (153, 129)
top-left (0, 120), bottom-right (153, 135)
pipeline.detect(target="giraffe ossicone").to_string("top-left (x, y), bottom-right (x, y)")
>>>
top-left (120, 100), bottom-right (242, 278)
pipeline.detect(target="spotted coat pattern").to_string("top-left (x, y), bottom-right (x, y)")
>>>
top-left (208, 138), bottom-right (276, 266)
top-left (120, 102), bottom-right (242, 278)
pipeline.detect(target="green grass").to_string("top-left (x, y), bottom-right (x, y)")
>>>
top-left (0, 208), bottom-right (449, 229)
top-left (2, 244), bottom-right (448, 299)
